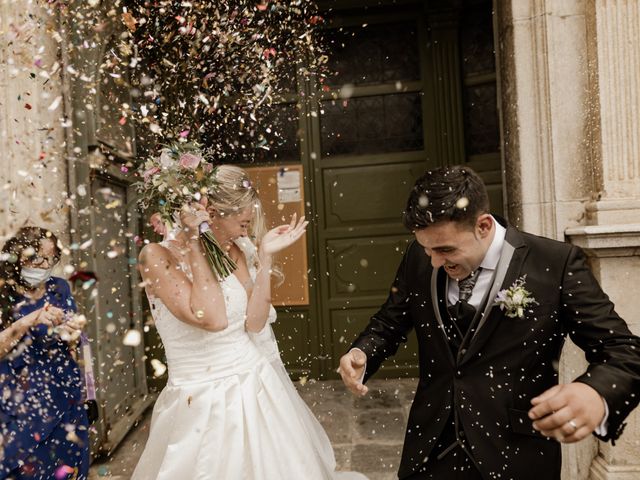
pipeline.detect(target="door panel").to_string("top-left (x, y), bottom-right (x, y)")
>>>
top-left (323, 162), bottom-right (426, 227)
top-left (324, 20), bottom-right (421, 87)
top-left (327, 235), bottom-right (412, 300)
top-left (91, 177), bottom-right (138, 417)
top-left (83, 169), bottom-right (151, 452)
top-left (320, 93), bottom-right (424, 157)
top-left (329, 307), bottom-right (419, 378)
top-left (311, 12), bottom-right (428, 378)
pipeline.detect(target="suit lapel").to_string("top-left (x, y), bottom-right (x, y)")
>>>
top-left (460, 226), bottom-right (529, 365)
top-left (430, 267), bottom-right (456, 366)
top-left (472, 242), bottom-right (516, 336)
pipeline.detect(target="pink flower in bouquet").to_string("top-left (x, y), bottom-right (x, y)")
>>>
top-left (263, 47), bottom-right (277, 59)
top-left (179, 153), bottom-right (201, 169)
top-left (143, 166), bottom-right (161, 181)
top-left (203, 163), bottom-right (214, 174)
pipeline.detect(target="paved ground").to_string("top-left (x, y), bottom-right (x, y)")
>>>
top-left (89, 378), bottom-right (418, 480)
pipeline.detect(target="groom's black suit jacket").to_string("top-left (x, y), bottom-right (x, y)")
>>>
top-left (351, 222), bottom-right (640, 480)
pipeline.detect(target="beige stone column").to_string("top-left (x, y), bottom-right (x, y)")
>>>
top-left (583, 0), bottom-right (640, 225)
top-left (497, 0), bottom-right (640, 478)
top-left (0, 0), bottom-right (69, 241)
top-left (567, 1), bottom-right (640, 479)
top-left (566, 227), bottom-right (640, 480)
top-left (496, 1), bottom-right (599, 477)
top-left (496, 0), bottom-right (596, 241)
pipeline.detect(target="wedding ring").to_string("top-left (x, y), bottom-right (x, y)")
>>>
top-left (568, 419), bottom-right (578, 431)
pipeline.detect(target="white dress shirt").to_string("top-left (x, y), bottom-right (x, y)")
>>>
top-left (446, 218), bottom-right (506, 309)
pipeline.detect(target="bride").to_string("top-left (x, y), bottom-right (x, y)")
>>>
top-left (132, 165), bottom-right (366, 479)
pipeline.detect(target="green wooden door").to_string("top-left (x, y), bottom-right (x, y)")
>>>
top-left (309, 9), bottom-right (430, 379)
top-left (257, 1), bottom-right (503, 379)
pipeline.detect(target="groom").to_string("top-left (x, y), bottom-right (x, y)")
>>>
top-left (339, 166), bottom-right (640, 479)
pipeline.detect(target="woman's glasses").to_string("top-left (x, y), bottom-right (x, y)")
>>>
top-left (29, 255), bottom-right (59, 267)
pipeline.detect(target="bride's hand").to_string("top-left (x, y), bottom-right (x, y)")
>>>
top-left (259, 213), bottom-right (308, 257)
top-left (180, 203), bottom-right (211, 237)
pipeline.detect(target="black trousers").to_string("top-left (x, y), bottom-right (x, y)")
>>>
top-left (403, 445), bottom-right (483, 480)
top-left (404, 413), bottom-right (483, 480)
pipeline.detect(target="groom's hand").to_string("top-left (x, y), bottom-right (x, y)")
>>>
top-left (528, 382), bottom-right (606, 443)
top-left (338, 349), bottom-right (369, 397)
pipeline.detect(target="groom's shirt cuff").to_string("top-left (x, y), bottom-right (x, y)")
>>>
top-left (349, 348), bottom-right (367, 384)
top-left (594, 396), bottom-right (609, 436)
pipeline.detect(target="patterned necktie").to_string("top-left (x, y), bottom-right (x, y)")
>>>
top-left (458, 268), bottom-right (482, 303)
top-left (450, 268), bottom-right (483, 338)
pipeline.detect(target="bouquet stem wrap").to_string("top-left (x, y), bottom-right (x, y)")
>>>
top-left (199, 223), bottom-right (237, 279)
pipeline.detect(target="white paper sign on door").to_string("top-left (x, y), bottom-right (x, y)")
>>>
top-left (277, 170), bottom-right (302, 203)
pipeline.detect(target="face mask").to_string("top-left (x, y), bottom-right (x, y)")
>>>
top-left (21, 267), bottom-right (53, 287)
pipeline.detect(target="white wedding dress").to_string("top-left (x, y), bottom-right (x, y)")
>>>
top-left (132, 238), bottom-right (367, 480)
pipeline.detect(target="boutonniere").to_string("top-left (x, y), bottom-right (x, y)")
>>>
top-left (494, 275), bottom-right (538, 318)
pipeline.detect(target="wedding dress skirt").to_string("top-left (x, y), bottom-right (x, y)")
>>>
top-left (132, 239), bottom-right (367, 480)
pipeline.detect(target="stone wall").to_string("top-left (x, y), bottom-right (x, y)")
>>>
top-left (0, 1), bottom-right (70, 244)
top-left (496, 0), bottom-right (640, 479)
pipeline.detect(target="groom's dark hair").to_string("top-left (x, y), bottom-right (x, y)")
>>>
top-left (402, 166), bottom-right (490, 231)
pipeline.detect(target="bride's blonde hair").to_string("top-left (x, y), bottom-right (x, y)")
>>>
top-left (208, 165), bottom-right (267, 243)
top-left (209, 165), bottom-right (284, 283)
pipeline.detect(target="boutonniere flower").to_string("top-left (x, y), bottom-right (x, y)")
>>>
top-left (494, 275), bottom-right (538, 318)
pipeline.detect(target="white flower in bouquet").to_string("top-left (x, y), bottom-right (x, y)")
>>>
top-left (159, 149), bottom-right (175, 168)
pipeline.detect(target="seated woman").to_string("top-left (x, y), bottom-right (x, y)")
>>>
top-left (0, 226), bottom-right (89, 480)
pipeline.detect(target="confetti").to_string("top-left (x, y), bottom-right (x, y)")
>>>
top-left (151, 359), bottom-right (167, 377)
top-left (47, 95), bottom-right (62, 111)
top-left (122, 11), bottom-right (138, 32)
top-left (124, 0), bottom-right (326, 157)
top-left (455, 196), bottom-right (470, 209)
top-left (123, 329), bottom-right (142, 347)
top-left (54, 465), bottom-right (75, 479)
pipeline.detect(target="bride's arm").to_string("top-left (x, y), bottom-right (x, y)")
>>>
top-left (141, 203), bottom-right (228, 332)
top-left (139, 239), bottom-right (228, 332)
top-left (244, 251), bottom-right (273, 333)
top-left (185, 236), bottom-right (228, 331)
top-left (245, 215), bottom-right (307, 333)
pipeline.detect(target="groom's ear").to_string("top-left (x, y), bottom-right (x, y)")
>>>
top-left (475, 214), bottom-right (493, 239)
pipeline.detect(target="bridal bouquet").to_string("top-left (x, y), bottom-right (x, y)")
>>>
top-left (136, 142), bottom-right (236, 278)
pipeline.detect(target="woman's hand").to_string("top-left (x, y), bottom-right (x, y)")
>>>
top-left (180, 203), bottom-right (211, 237)
top-left (55, 314), bottom-right (86, 343)
top-left (258, 213), bottom-right (308, 258)
top-left (34, 305), bottom-right (64, 328)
